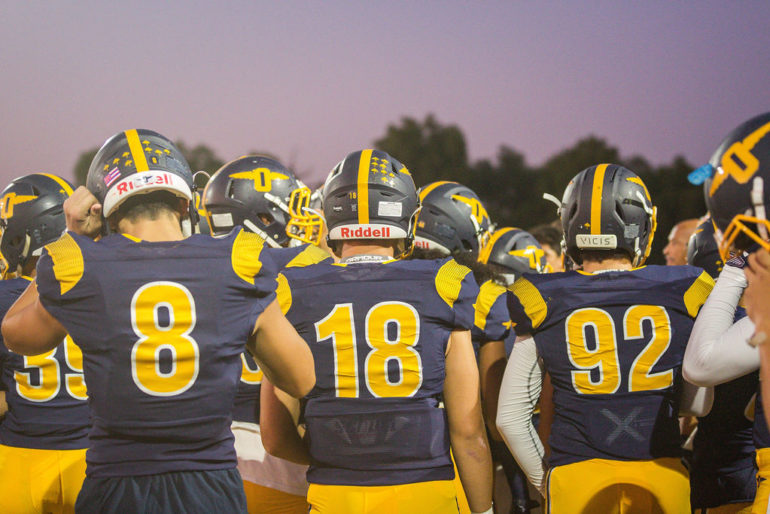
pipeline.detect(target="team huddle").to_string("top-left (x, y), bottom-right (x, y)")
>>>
top-left (0, 112), bottom-right (769, 514)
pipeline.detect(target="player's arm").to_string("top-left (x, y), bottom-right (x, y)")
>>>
top-left (444, 329), bottom-right (493, 514)
top-left (1, 280), bottom-right (66, 356)
top-left (496, 335), bottom-right (547, 495)
top-left (259, 378), bottom-right (310, 465)
top-left (478, 340), bottom-right (506, 441)
top-left (248, 298), bottom-right (315, 399)
top-left (683, 264), bottom-right (758, 386)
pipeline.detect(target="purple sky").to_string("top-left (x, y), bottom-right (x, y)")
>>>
top-left (1, 1), bottom-right (768, 187)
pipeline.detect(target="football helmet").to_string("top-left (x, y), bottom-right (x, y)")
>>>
top-left (478, 227), bottom-right (547, 284)
top-left (560, 164), bottom-right (657, 267)
top-left (414, 181), bottom-right (491, 254)
top-left (686, 217), bottom-right (723, 278)
top-left (286, 185), bottom-right (325, 246)
top-left (323, 149), bottom-right (418, 251)
top-left (703, 112), bottom-right (770, 260)
top-left (0, 173), bottom-right (74, 275)
top-left (202, 155), bottom-right (300, 246)
top-left (87, 129), bottom-right (197, 233)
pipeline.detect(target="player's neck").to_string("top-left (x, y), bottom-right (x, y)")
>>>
top-left (116, 213), bottom-right (185, 242)
top-left (581, 258), bottom-right (633, 273)
top-left (339, 241), bottom-right (395, 259)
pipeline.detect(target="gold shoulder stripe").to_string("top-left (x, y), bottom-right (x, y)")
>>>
top-left (435, 259), bottom-right (472, 309)
top-left (45, 233), bottom-right (84, 295)
top-left (474, 279), bottom-right (507, 331)
top-left (683, 270), bottom-right (715, 318)
top-left (231, 230), bottom-right (266, 283)
top-left (509, 277), bottom-right (548, 330)
top-left (275, 273), bottom-right (292, 314)
top-left (285, 245), bottom-right (331, 268)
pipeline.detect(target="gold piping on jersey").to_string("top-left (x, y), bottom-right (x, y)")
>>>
top-left (590, 164), bottom-right (609, 235)
top-left (38, 173), bottom-right (74, 196)
top-left (125, 129), bottom-right (149, 172)
top-left (357, 149), bottom-right (373, 225)
top-left (275, 273), bottom-right (292, 314)
top-left (509, 277), bottom-right (548, 330)
top-left (683, 271), bottom-right (715, 318)
top-left (474, 279), bottom-right (507, 331)
top-left (45, 233), bottom-right (84, 295)
top-left (435, 259), bottom-right (472, 309)
top-left (284, 244), bottom-right (331, 268)
top-left (231, 230), bottom-right (265, 284)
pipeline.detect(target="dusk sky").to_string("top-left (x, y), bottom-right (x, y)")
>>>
top-left (1, 1), bottom-right (768, 187)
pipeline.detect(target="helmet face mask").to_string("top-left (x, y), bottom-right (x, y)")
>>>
top-left (86, 129), bottom-right (197, 235)
top-left (560, 164), bottom-right (656, 267)
top-left (322, 149), bottom-right (418, 257)
top-left (202, 155), bottom-right (300, 247)
top-left (704, 112), bottom-right (770, 260)
top-left (413, 181), bottom-right (491, 255)
top-left (286, 186), bottom-right (325, 246)
top-left (0, 173), bottom-right (74, 276)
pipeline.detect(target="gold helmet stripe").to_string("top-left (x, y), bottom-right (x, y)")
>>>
top-left (37, 173), bottom-right (74, 196)
top-left (590, 164), bottom-right (610, 235)
top-left (478, 227), bottom-right (514, 264)
top-left (419, 181), bottom-right (454, 203)
top-left (356, 149), bottom-right (373, 225)
top-left (125, 129), bottom-right (149, 172)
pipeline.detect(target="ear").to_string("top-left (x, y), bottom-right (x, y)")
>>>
top-left (177, 198), bottom-right (190, 218)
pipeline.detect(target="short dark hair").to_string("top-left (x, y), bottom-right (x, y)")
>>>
top-left (529, 224), bottom-right (563, 255)
top-left (579, 249), bottom-right (633, 264)
top-left (109, 191), bottom-right (183, 226)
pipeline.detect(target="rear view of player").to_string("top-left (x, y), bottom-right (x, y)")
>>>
top-left (686, 218), bottom-right (757, 512)
top-left (0, 173), bottom-right (89, 513)
top-left (498, 164), bottom-right (714, 513)
top-left (260, 149), bottom-right (493, 514)
top-left (2, 129), bottom-right (315, 513)
top-left (203, 155), bottom-right (331, 513)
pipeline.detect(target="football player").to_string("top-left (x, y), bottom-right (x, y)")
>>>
top-left (1, 129), bottom-right (315, 513)
top-left (477, 227), bottom-right (547, 514)
top-left (498, 164), bottom-right (714, 512)
top-left (412, 181), bottom-right (507, 513)
top-left (259, 150), bottom-right (494, 514)
top-left (686, 218), bottom-right (757, 512)
top-left (202, 155), bottom-right (331, 513)
top-left (0, 173), bottom-right (89, 514)
top-left (529, 223), bottom-right (564, 272)
top-left (683, 112), bottom-right (770, 513)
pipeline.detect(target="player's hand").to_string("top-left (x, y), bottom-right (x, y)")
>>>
top-left (64, 186), bottom-right (103, 238)
top-left (745, 249), bottom-right (770, 332)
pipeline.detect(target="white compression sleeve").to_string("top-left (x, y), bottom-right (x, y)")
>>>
top-left (682, 265), bottom-right (758, 386)
top-left (496, 337), bottom-right (546, 493)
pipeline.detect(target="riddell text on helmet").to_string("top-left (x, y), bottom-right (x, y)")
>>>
top-left (340, 226), bottom-right (391, 238)
top-left (117, 173), bottom-right (173, 195)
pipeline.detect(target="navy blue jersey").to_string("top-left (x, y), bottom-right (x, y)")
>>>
top-left (278, 257), bottom-right (478, 486)
top-left (508, 265), bottom-right (714, 467)
top-left (471, 279), bottom-right (511, 350)
top-left (36, 229), bottom-right (277, 478)
top-left (0, 277), bottom-right (90, 449)
top-left (231, 244), bottom-right (332, 424)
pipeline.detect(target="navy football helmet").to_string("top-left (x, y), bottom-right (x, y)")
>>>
top-left (703, 112), bottom-right (770, 260)
top-left (323, 149), bottom-right (418, 253)
top-left (0, 173), bottom-right (74, 275)
top-left (478, 227), bottom-right (547, 284)
top-left (87, 129), bottom-right (197, 233)
top-left (560, 164), bottom-right (657, 267)
top-left (686, 217), bottom-right (723, 279)
top-left (202, 155), bottom-right (300, 246)
top-left (414, 181), bottom-right (491, 255)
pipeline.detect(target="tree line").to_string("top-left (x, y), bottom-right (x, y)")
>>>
top-left (72, 115), bottom-right (706, 265)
